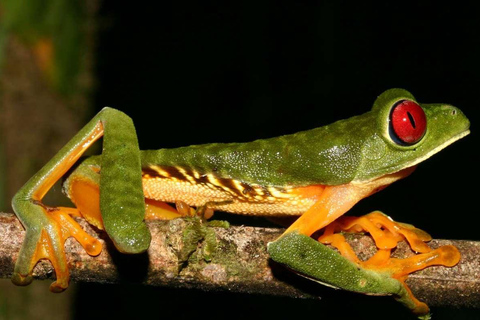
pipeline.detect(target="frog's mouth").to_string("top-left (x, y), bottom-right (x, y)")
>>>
top-left (405, 129), bottom-right (470, 169)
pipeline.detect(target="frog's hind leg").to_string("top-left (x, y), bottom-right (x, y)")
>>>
top-left (66, 160), bottom-right (188, 222)
top-left (12, 121), bottom-right (104, 291)
top-left (12, 108), bottom-right (150, 291)
top-left (68, 165), bottom-right (210, 223)
top-left (144, 199), bottom-right (184, 220)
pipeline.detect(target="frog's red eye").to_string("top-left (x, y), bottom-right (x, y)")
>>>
top-left (390, 100), bottom-right (427, 145)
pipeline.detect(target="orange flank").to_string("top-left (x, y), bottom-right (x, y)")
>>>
top-left (141, 170), bottom-right (317, 216)
top-left (289, 184), bottom-right (325, 199)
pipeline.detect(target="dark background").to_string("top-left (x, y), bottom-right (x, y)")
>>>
top-left (80, 2), bottom-right (478, 319)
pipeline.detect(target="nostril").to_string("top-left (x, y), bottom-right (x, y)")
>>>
top-left (451, 108), bottom-right (457, 116)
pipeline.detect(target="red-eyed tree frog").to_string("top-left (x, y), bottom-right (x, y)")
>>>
top-left (11, 89), bottom-right (470, 319)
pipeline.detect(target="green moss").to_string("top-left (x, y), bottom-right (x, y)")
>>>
top-left (206, 220), bottom-right (230, 228)
top-left (176, 216), bottom-right (265, 283)
top-left (179, 216), bottom-right (229, 265)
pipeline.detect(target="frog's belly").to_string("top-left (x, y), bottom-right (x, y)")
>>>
top-left (141, 174), bottom-right (317, 216)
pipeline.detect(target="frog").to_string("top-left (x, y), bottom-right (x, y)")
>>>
top-left (11, 88), bottom-right (470, 319)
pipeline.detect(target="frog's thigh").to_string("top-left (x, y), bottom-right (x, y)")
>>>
top-left (145, 199), bottom-right (183, 220)
top-left (65, 165), bottom-right (104, 230)
top-left (68, 167), bottom-right (183, 222)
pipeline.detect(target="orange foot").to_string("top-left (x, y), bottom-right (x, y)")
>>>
top-left (13, 205), bottom-right (102, 292)
top-left (318, 211), bottom-right (460, 315)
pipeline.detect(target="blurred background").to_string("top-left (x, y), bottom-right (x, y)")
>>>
top-left (0, 1), bottom-right (478, 319)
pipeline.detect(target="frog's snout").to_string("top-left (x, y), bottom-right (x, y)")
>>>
top-left (448, 105), bottom-right (470, 132)
top-left (435, 104), bottom-right (471, 133)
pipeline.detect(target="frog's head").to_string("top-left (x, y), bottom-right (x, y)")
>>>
top-left (355, 88), bottom-right (470, 182)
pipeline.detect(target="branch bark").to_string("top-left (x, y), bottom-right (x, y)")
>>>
top-left (0, 212), bottom-right (478, 308)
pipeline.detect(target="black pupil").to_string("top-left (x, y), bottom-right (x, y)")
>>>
top-left (407, 111), bottom-right (416, 129)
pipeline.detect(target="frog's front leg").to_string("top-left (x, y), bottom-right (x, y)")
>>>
top-left (317, 211), bottom-right (460, 313)
top-left (12, 108), bottom-right (150, 291)
top-left (268, 169), bottom-right (459, 318)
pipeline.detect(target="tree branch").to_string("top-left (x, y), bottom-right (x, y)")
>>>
top-left (0, 212), bottom-right (478, 308)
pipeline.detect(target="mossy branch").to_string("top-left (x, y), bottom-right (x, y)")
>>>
top-left (0, 212), bottom-right (478, 308)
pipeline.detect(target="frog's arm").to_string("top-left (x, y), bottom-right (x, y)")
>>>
top-left (269, 203), bottom-right (459, 318)
top-left (268, 232), bottom-right (458, 319)
top-left (11, 107), bottom-right (150, 291)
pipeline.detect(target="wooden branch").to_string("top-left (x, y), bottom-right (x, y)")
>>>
top-left (0, 212), bottom-right (478, 308)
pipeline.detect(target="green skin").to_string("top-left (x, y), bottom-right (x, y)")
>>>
top-left (142, 89), bottom-right (469, 187)
top-left (11, 89), bottom-right (470, 317)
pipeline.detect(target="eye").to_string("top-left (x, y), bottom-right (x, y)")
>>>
top-left (389, 100), bottom-right (427, 145)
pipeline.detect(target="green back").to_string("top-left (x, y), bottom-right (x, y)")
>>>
top-left (141, 89), bottom-right (470, 187)
top-left (141, 114), bottom-right (371, 187)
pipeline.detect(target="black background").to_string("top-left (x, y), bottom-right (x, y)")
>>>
top-left (81, 2), bottom-right (480, 319)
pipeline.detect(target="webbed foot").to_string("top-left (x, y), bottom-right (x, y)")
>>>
top-left (13, 204), bottom-right (101, 292)
top-left (316, 211), bottom-right (459, 315)
top-left (319, 211), bottom-right (433, 256)
top-left (269, 211), bottom-right (460, 317)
